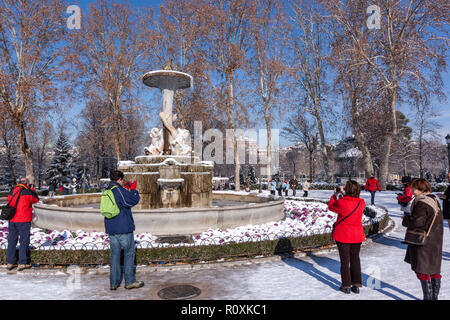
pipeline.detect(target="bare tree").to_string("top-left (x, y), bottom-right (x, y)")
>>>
top-left (0, 0), bottom-right (67, 183)
top-left (322, 0), bottom-right (449, 188)
top-left (249, 0), bottom-right (288, 180)
top-left (282, 113), bottom-right (319, 182)
top-left (203, 0), bottom-right (256, 191)
top-left (69, 0), bottom-right (148, 161)
top-left (289, 0), bottom-right (332, 182)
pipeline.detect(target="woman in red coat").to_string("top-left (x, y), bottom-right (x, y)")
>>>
top-left (328, 180), bottom-right (366, 294)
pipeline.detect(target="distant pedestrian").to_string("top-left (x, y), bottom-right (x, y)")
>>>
top-left (244, 178), bottom-right (251, 192)
top-left (289, 176), bottom-right (299, 197)
top-left (281, 180), bottom-right (287, 196)
top-left (402, 178), bottom-right (443, 300)
top-left (48, 182), bottom-right (56, 198)
top-left (70, 179), bottom-right (77, 195)
top-left (365, 176), bottom-right (381, 205)
top-left (62, 183), bottom-right (70, 195)
top-left (269, 179), bottom-right (276, 195)
top-left (276, 179), bottom-right (282, 196)
top-left (285, 181), bottom-right (290, 196)
top-left (6, 178), bottom-right (39, 271)
top-left (437, 172), bottom-right (450, 230)
top-left (104, 170), bottom-right (144, 291)
top-left (328, 180), bottom-right (365, 294)
top-left (303, 180), bottom-right (310, 197)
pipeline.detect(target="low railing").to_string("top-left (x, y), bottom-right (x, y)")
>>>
top-left (0, 212), bottom-right (389, 266)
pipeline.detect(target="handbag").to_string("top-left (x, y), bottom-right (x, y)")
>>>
top-left (332, 200), bottom-right (361, 235)
top-left (0, 188), bottom-right (23, 221)
top-left (404, 207), bottom-right (438, 246)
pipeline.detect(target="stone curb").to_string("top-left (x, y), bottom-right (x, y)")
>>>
top-left (0, 216), bottom-right (395, 276)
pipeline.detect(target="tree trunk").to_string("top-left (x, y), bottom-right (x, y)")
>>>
top-left (379, 91), bottom-right (397, 190)
top-left (313, 100), bottom-right (331, 182)
top-left (351, 95), bottom-right (374, 177)
top-left (309, 151), bottom-right (313, 182)
top-left (16, 120), bottom-right (34, 184)
top-left (419, 127), bottom-right (424, 178)
top-left (226, 73), bottom-right (240, 191)
top-left (264, 107), bottom-right (272, 180)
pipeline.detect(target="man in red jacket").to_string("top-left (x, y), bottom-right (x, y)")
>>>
top-left (6, 178), bottom-right (39, 271)
top-left (365, 176), bottom-right (381, 205)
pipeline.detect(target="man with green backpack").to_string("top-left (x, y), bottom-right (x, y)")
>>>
top-left (101, 170), bottom-right (143, 291)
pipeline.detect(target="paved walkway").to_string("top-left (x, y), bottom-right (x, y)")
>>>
top-left (1, 190), bottom-right (449, 300)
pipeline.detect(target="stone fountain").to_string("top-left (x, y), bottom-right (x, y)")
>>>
top-left (118, 62), bottom-right (213, 209)
top-left (32, 62), bottom-right (285, 236)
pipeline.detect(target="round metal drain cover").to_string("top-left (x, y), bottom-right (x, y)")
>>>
top-left (158, 285), bottom-right (201, 300)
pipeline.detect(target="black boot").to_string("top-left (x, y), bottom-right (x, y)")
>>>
top-left (339, 286), bottom-right (351, 294)
top-left (420, 280), bottom-right (433, 300)
top-left (431, 278), bottom-right (441, 300)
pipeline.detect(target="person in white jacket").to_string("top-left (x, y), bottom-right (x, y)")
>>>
top-left (303, 180), bottom-right (310, 197)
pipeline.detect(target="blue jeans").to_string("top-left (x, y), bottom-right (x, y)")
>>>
top-left (109, 232), bottom-right (136, 287)
top-left (6, 222), bottom-right (31, 265)
top-left (369, 191), bottom-right (376, 205)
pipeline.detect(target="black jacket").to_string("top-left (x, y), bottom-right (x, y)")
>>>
top-left (443, 185), bottom-right (450, 219)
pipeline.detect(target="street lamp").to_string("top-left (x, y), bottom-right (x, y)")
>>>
top-left (446, 134), bottom-right (450, 171)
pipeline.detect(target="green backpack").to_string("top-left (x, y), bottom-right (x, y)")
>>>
top-left (100, 186), bottom-right (120, 219)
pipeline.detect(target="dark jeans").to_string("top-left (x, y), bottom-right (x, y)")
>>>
top-left (336, 241), bottom-right (362, 288)
top-left (278, 189), bottom-right (282, 196)
top-left (303, 191), bottom-right (308, 197)
top-left (7, 222), bottom-right (31, 265)
top-left (109, 232), bottom-right (136, 287)
top-left (292, 189), bottom-right (296, 197)
top-left (369, 191), bottom-right (376, 205)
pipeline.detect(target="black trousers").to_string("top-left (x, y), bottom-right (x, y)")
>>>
top-left (336, 241), bottom-right (362, 288)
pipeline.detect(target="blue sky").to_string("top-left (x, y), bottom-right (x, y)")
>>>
top-left (63, 0), bottom-right (450, 147)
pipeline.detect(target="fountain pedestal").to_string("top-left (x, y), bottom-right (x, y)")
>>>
top-left (118, 156), bottom-right (213, 210)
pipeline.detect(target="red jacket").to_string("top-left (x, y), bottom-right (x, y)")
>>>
top-left (365, 178), bottom-right (381, 192)
top-left (397, 185), bottom-right (413, 204)
top-left (328, 195), bottom-right (366, 243)
top-left (7, 184), bottom-right (40, 223)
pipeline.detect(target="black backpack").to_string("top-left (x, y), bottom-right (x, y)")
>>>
top-left (0, 188), bottom-right (23, 220)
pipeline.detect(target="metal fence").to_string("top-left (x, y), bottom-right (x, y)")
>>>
top-left (0, 213), bottom-right (389, 266)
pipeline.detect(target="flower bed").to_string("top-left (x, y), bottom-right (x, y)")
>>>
top-left (0, 198), bottom-right (389, 266)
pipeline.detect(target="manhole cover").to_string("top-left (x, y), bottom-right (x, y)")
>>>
top-left (158, 285), bottom-right (201, 300)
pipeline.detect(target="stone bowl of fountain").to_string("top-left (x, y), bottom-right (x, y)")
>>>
top-left (32, 64), bottom-right (284, 236)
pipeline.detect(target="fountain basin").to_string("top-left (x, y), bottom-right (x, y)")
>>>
top-left (32, 192), bottom-right (285, 236)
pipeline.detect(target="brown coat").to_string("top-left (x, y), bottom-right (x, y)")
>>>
top-left (402, 194), bottom-right (443, 275)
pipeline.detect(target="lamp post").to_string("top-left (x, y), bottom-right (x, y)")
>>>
top-left (446, 134), bottom-right (450, 171)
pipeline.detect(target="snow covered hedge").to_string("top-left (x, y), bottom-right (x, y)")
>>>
top-left (0, 199), bottom-right (389, 266)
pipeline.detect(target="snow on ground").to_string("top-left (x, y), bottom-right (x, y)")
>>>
top-left (0, 190), bottom-right (449, 300)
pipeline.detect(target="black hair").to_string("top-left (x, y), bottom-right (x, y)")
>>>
top-left (110, 170), bottom-right (124, 182)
